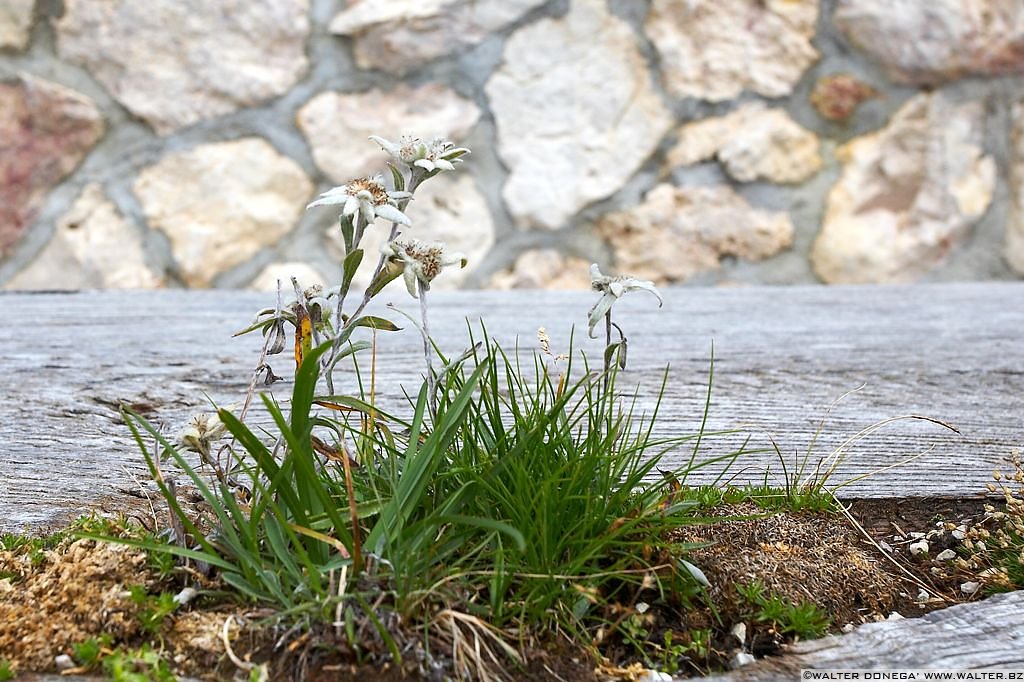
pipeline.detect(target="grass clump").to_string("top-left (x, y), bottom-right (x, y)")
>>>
top-left (688, 484), bottom-right (838, 514)
top-left (115, 330), bottom-right (721, 678)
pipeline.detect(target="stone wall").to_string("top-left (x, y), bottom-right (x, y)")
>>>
top-left (2, 0), bottom-right (1023, 292)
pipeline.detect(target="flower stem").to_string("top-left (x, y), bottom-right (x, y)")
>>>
top-left (323, 171), bottom-right (425, 392)
top-left (603, 311), bottom-right (612, 393)
top-left (418, 280), bottom-right (437, 421)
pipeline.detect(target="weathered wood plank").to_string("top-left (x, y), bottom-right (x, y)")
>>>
top-left (705, 590), bottom-right (1024, 679)
top-left (1, 282), bottom-right (1022, 532)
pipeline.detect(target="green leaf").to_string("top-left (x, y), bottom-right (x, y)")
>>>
top-left (603, 342), bottom-right (621, 372)
top-left (313, 394), bottom-right (404, 424)
top-left (387, 162), bottom-right (405, 192)
top-left (351, 315), bottom-right (401, 332)
top-left (366, 260), bottom-right (403, 297)
top-left (340, 214), bottom-right (355, 254)
top-left (291, 340), bottom-right (332, 439)
top-left (366, 363), bottom-right (487, 551)
top-left (679, 558), bottom-right (710, 588)
top-left (76, 533), bottom-right (234, 571)
top-left (439, 514), bottom-right (526, 552)
top-left (340, 248), bottom-right (363, 300)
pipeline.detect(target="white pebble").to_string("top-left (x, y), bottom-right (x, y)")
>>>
top-left (909, 532), bottom-right (926, 539)
top-left (731, 652), bottom-right (757, 669)
top-left (909, 539), bottom-right (929, 557)
top-left (173, 586), bottom-right (198, 606)
top-left (916, 589), bottom-right (930, 602)
top-left (638, 671), bottom-right (673, 682)
top-left (841, 623), bottom-right (855, 633)
top-left (55, 654), bottom-right (75, 670)
top-left (887, 612), bottom-right (904, 621)
top-left (879, 540), bottom-right (894, 553)
top-left (961, 581), bottom-right (981, 595)
top-left (730, 622), bottom-right (747, 645)
top-left (935, 549), bottom-right (956, 561)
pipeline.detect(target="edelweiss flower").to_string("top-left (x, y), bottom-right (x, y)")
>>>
top-left (178, 412), bottom-right (228, 458)
top-left (381, 239), bottom-right (468, 298)
top-left (369, 135), bottom-right (470, 173)
top-left (307, 175), bottom-right (412, 226)
top-left (587, 264), bottom-right (662, 338)
top-left (294, 283), bottom-right (341, 325)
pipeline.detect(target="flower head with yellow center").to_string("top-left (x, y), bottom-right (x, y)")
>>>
top-left (306, 174), bottom-right (412, 226)
top-left (382, 238), bottom-right (468, 298)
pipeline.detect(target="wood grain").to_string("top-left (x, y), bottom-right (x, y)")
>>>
top-left (1, 282), bottom-right (1022, 532)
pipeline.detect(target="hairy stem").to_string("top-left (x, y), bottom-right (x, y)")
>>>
top-left (603, 311), bottom-right (612, 393)
top-left (418, 280), bottom-right (437, 421)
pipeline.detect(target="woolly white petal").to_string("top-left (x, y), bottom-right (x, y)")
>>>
top-left (343, 194), bottom-right (361, 217)
top-left (403, 266), bottom-right (419, 298)
top-left (359, 200), bottom-right (375, 226)
top-left (306, 194), bottom-right (345, 209)
top-left (375, 203), bottom-right (412, 226)
top-left (435, 159), bottom-right (455, 171)
top-left (319, 184), bottom-right (351, 197)
top-left (368, 135), bottom-right (401, 157)
top-left (414, 159), bottom-right (435, 171)
top-left (628, 279), bottom-right (663, 307)
top-left (587, 293), bottom-right (617, 338)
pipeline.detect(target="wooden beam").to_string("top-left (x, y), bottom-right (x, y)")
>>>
top-left (705, 590), bottom-right (1024, 679)
top-left (1, 282), bottom-right (1022, 532)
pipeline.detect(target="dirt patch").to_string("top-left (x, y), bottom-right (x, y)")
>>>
top-left (0, 538), bottom-right (152, 671)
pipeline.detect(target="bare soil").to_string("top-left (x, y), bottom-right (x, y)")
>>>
top-left (0, 495), bottom-right (996, 680)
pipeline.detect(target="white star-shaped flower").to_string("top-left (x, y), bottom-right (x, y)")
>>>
top-left (369, 134), bottom-right (470, 173)
top-left (381, 238), bottom-right (468, 298)
top-left (307, 175), bottom-right (412, 226)
top-left (587, 264), bottom-right (662, 338)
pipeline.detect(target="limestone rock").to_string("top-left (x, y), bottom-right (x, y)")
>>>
top-left (251, 262), bottom-right (327, 292)
top-left (298, 84), bottom-right (480, 183)
top-left (0, 75), bottom-right (104, 254)
top-left (329, 0), bottom-right (546, 74)
top-left (325, 173), bottom-right (494, 292)
top-left (487, 0), bottom-right (672, 230)
top-left (666, 103), bottom-right (822, 184)
top-left (6, 184), bottom-right (161, 290)
top-left (645, 0), bottom-right (819, 102)
top-left (0, 0), bottom-right (34, 50)
top-left (834, 0), bottom-right (1024, 85)
top-left (55, 0), bottom-right (309, 135)
top-left (1005, 102), bottom-right (1024, 276)
top-left (134, 139), bottom-right (313, 288)
top-left (810, 74), bottom-right (878, 121)
top-left (812, 93), bottom-right (996, 284)
top-left (595, 183), bottom-right (794, 283)
top-left (488, 249), bottom-right (592, 290)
